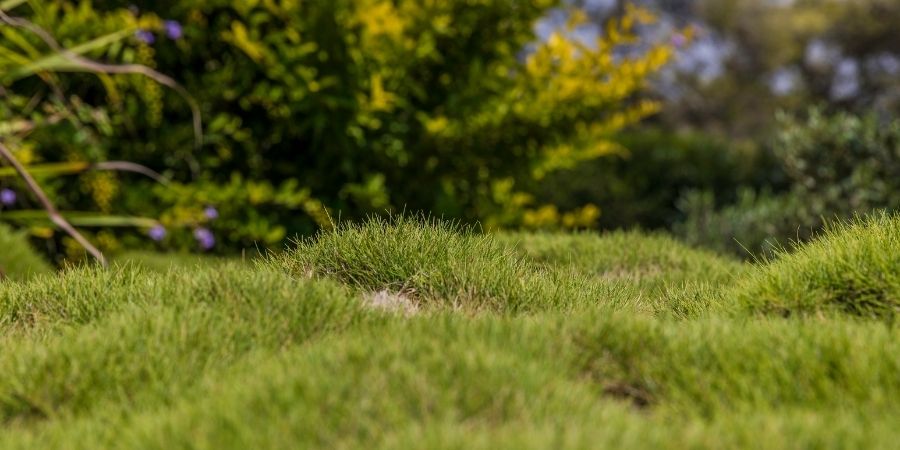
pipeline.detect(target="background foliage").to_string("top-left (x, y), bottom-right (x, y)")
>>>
top-left (533, 127), bottom-right (779, 230)
top-left (657, 0), bottom-right (900, 137)
top-left (676, 108), bottom-right (900, 257)
top-left (1, 0), bottom-right (676, 259)
top-left (1, 0), bottom-right (899, 265)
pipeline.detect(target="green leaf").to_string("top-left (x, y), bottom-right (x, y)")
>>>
top-left (0, 0), bottom-right (28, 10)
top-left (3, 28), bottom-right (136, 82)
top-left (0, 161), bottom-right (92, 178)
top-left (0, 210), bottom-right (160, 228)
top-left (0, 26), bottom-right (42, 59)
top-left (0, 43), bottom-right (31, 67)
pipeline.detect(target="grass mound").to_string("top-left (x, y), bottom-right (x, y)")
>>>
top-left (0, 223), bottom-right (52, 282)
top-left (573, 313), bottom-right (900, 413)
top-left (734, 213), bottom-right (900, 318)
top-left (0, 263), bottom-right (364, 427)
top-left (3, 302), bottom-right (899, 449)
top-left (497, 230), bottom-right (743, 290)
top-left (2, 216), bottom-right (900, 448)
top-left (276, 216), bottom-right (630, 313)
top-left (496, 230), bottom-right (746, 317)
top-left (277, 217), bottom-right (742, 315)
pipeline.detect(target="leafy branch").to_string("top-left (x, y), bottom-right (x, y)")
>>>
top-left (0, 4), bottom-right (201, 266)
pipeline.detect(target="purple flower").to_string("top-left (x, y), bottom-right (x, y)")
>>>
top-left (194, 227), bottom-right (215, 250)
top-left (671, 33), bottom-right (686, 49)
top-left (135, 29), bottom-right (155, 44)
top-left (204, 206), bottom-right (219, 220)
top-left (0, 188), bottom-right (16, 206)
top-left (148, 225), bottom-right (166, 241)
top-left (164, 20), bottom-right (183, 40)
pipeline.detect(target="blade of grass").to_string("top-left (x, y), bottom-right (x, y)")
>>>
top-left (0, 210), bottom-right (160, 228)
top-left (0, 161), bottom-right (168, 184)
top-left (3, 29), bottom-right (135, 81)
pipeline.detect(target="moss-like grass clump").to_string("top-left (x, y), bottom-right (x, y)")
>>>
top-left (0, 215), bottom-right (898, 449)
top-left (734, 213), bottom-right (900, 318)
top-left (276, 216), bottom-right (641, 313)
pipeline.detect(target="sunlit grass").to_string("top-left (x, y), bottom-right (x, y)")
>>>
top-left (0, 223), bottom-right (52, 281)
top-left (0, 215), bottom-right (898, 449)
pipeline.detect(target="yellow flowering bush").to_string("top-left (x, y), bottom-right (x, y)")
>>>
top-left (3, 0), bottom-right (681, 254)
top-left (335, 1), bottom-right (678, 229)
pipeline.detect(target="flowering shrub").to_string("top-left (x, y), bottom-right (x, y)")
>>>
top-left (3, 0), bottom-right (678, 255)
top-left (119, 175), bottom-right (330, 252)
top-left (0, 0), bottom-right (178, 263)
top-left (116, 0), bottom-right (677, 231)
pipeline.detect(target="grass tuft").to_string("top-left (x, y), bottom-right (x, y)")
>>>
top-left (275, 216), bottom-right (632, 313)
top-left (733, 212), bottom-right (900, 318)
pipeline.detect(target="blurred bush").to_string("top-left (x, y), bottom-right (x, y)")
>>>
top-left (2, 0), bottom-right (677, 253)
top-left (676, 107), bottom-right (900, 257)
top-left (533, 128), bottom-right (780, 230)
top-left (674, 189), bottom-right (811, 257)
top-left (0, 0), bottom-right (172, 262)
top-left (663, 0), bottom-right (900, 139)
top-left (107, 0), bottom-right (673, 231)
top-left (118, 175), bottom-right (330, 251)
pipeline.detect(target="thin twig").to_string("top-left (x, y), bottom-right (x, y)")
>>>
top-left (0, 141), bottom-right (107, 266)
top-left (93, 161), bottom-right (169, 185)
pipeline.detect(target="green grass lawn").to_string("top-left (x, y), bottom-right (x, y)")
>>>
top-left (0, 215), bottom-right (898, 449)
top-left (0, 224), bottom-right (53, 282)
